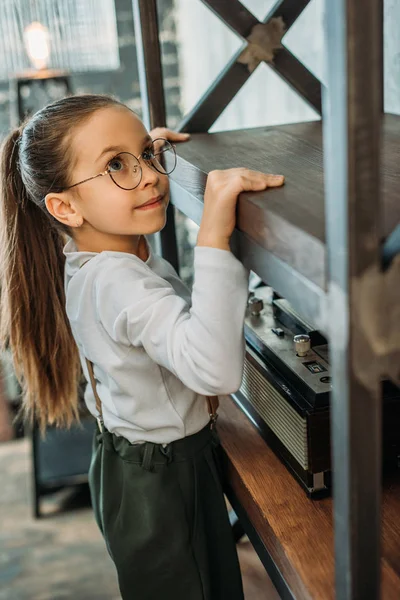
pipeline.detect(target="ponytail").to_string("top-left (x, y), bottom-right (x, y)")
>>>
top-left (0, 95), bottom-right (123, 433)
top-left (0, 127), bottom-right (81, 433)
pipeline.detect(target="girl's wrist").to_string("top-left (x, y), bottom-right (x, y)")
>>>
top-left (196, 233), bottom-right (230, 251)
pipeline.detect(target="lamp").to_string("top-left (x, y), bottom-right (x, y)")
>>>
top-left (24, 22), bottom-right (51, 71)
top-left (13, 19), bottom-right (69, 124)
top-left (2, 0), bottom-right (120, 125)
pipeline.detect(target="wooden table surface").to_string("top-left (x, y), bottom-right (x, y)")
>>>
top-left (217, 395), bottom-right (400, 600)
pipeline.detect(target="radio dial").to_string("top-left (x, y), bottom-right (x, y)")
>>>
top-left (248, 296), bottom-right (264, 316)
top-left (294, 334), bottom-right (311, 357)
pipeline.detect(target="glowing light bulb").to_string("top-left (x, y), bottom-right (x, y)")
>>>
top-left (24, 22), bottom-right (51, 70)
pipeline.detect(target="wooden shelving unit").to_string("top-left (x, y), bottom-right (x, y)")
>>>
top-left (166, 117), bottom-right (400, 326)
top-left (133, 1), bottom-right (400, 598)
top-left (218, 395), bottom-right (400, 600)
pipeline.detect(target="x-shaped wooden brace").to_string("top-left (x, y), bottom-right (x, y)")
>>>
top-left (180, 0), bottom-right (322, 133)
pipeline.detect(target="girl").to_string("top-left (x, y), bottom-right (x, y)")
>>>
top-left (0, 94), bottom-right (284, 599)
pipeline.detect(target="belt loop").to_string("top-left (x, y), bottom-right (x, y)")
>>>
top-left (141, 442), bottom-right (156, 472)
top-left (160, 443), bottom-right (173, 464)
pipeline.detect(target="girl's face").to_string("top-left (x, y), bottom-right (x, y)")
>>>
top-left (59, 105), bottom-right (170, 252)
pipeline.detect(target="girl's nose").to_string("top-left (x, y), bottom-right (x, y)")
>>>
top-left (140, 160), bottom-right (160, 187)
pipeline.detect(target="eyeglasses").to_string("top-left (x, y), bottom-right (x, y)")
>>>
top-left (62, 138), bottom-right (177, 192)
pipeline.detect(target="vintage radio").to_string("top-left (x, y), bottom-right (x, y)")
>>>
top-left (232, 286), bottom-right (400, 497)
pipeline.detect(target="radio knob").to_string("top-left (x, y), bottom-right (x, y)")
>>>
top-left (248, 296), bottom-right (264, 316)
top-left (294, 334), bottom-right (311, 357)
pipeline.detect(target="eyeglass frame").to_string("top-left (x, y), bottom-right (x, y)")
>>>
top-left (60, 137), bottom-right (177, 192)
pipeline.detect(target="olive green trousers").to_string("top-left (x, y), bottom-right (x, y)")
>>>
top-left (88, 422), bottom-right (244, 600)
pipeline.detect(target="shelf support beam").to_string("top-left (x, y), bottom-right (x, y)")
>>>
top-left (132, 0), bottom-right (180, 271)
top-left (323, 0), bottom-right (384, 597)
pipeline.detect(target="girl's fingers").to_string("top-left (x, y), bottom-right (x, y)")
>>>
top-left (241, 172), bottom-right (285, 192)
top-left (170, 131), bottom-right (191, 141)
top-left (151, 128), bottom-right (190, 143)
top-left (264, 174), bottom-right (285, 187)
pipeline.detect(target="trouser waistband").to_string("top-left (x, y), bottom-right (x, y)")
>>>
top-left (96, 421), bottom-right (219, 470)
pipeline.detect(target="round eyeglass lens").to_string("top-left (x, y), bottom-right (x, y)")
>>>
top-left (145, 138), bottom-right (177, 176)
top-left (109, 152), bottom-right (142, 190)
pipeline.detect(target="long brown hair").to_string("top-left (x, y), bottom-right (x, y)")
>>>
top-left (0, 94), bottom-right (123, 432)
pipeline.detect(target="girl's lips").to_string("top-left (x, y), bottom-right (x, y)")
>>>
top-left (136, 195), bottom-right (164, 210)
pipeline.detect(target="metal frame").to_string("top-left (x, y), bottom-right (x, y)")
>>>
top-left (133, 1), bottom-right (400, 598)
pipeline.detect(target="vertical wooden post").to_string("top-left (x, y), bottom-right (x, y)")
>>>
top-left (323, 0), bottom-right (383, 597)
top-left (132, 0), bottom-right (179, 271)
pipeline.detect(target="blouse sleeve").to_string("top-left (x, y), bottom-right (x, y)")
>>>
top-left (94, 246), bottom-right (249, 396)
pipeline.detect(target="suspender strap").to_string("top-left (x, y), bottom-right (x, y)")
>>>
top-left (85, 358), bottom-right (104, 432)
top-left (84, 357), bottom-right (219, 431)
top-left (80, 253), bottom-right (219, 431)
top-left (207, 395), bottom-right (219, 429)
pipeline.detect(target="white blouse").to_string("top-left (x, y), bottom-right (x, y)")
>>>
top-left (63, 236), bottom-right (249, 444)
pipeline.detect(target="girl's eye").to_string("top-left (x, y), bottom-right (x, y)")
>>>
top-left (108, 157), bottom-right (125, 172)
top-left (142, 146), bottom-right (155, 161)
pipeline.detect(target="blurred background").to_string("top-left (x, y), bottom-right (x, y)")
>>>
top-left (0, 1), bottom-right (399, 598)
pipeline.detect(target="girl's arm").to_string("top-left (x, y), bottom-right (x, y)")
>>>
top-left (94, 248), bottom-right (248, 396)
top-left (94, 167), bottom-right (284, 396)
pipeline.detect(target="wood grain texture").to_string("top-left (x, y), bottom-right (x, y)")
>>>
top-left (171, 116), bottom-right (400, 288)
top-left (271, 47), bottom-right (322, 113)
top-left (217, 395), bottom-right (400, 599)
top-left (132, 0), bottom-right (166, 128)
top-left (265, 0), bottom-right (312, 30)
top-left (179, 56), bottom-right (251, 133)
top-left (200, 0), bottom-right (259, 37)
top-left (181, 1), bottom-right (319, 131)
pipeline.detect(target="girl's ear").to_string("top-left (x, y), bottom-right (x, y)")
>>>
top-left (45, 192), bottom-right (83, 228)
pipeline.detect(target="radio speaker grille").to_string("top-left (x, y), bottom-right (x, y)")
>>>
top-left (240, 353), bottom-right (309, 470)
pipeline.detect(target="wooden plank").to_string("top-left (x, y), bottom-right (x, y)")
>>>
top-left (272, 47), bottom-right (322, 114)
top-left (180, 0), bottom-right (257, 133)
top-left (218, 395), bottom-right (334, 600)
top-left (172, 124), bottom-right (327, 288)
top-left (169, 176), bottom-right (325, 326)
top-left (204, 0), bottom-right (321, 115)
top-left (185, 0), bottom-right (320, 132)
top-left (132, 0), bottom-right (166, 128)
top-left (265, 0), bottom-right (312, 30)
top-left (200, 0), bottom-right (259, 37)
top-left (179, 52), bottom-right (251, 133)
top-left (132, 0), bottom-right (180, 271)
top-left (203, 0), bottom-right (312, 34)
top-left (169, 117), bottom-right (400, 290)
top-left (323, 1), bottom-right (384, 595)
top-left (217, 394), bottom-right (400, 599)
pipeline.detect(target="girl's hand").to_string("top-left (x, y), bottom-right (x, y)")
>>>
top-left (197, 168), bottom-right (285, 251)
top-left (150, 127), bottom-right (190, 145)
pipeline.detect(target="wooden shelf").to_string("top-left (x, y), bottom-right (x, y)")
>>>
top-left (217, 395), bottom-right (400, 600)
top-left (169, 115), bottom-right (400, 324)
